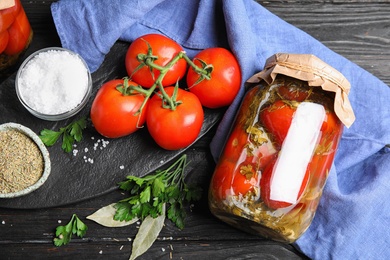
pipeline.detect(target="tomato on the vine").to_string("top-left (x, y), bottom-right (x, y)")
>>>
top-left (146, 86), bottom-right (204, 150)
top-left (90, 79), bottom-right (148, 138)
top-left (260, 157), bottom-right (309, 210)
top-left (125, 34), bottom-right (188, 88)
top-left (186, 47), bottom-right (241, 108)
top-left (259, 100), bottom-right (295, 145)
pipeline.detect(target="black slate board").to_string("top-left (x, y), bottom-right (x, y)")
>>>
top-left (0, 41), bottom-right (223, 209)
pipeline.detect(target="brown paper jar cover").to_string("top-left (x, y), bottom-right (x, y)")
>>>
top-left (247, 53), bottom-right (355, 128)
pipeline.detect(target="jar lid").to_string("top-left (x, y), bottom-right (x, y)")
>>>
top-left (247, 53), bottom-right (355, 128)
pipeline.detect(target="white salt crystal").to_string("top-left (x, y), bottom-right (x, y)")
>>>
top-left (18, 49), bottom-right (89, 115)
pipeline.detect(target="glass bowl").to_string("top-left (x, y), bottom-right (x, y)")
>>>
top-left (15, 47), bottom-right (92, 121)
top-left (0, 122), bottom-right (51, 198)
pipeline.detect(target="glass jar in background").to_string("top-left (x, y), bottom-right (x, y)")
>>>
top-left (0, 0), bottom-right (33, 74)
top-left (208, 53), bottom-right (355, 243)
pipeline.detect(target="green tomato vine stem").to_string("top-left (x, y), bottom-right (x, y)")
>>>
top-left (127, 48), bottom-right (212, 114)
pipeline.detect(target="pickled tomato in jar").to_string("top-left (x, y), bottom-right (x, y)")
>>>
top-left (208, 53), bottom-right (355, 243)
top-left (0, 0), bottom-right (33, 73)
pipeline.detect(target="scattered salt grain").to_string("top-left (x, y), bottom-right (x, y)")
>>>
top-left (1, 220), bottom-right (5, 224)
top-left (161, 248), bottom-right (166, 252)
top-left (119, 165), bottom-right (125, 170)
top-left (18, 49), bottom-right (90, 115)
top-left (58, 220), bottom-right (62, 224)
top-left (99, 250), bottom-right (103, 254)
top-left (71, 136), bottom-right (112, 165)
top-left (73, 149), bottom-right (78, 156)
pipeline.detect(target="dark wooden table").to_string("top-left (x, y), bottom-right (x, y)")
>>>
top-left (1, 1), bottom-right (389, 259)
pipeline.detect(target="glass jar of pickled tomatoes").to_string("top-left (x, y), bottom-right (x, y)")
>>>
top-left (0, 0), bottom-right (33, 74)
top-left (208, 53), bottom-right (355, 243)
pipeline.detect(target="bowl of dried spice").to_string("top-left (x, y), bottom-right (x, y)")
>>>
top-left (15, 47), bottom-right (92, 121)
top-left (0, 123), bottom-right (51, 198)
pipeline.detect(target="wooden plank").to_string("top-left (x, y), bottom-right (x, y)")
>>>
top-left (258, 1), bottom-right (390, 84)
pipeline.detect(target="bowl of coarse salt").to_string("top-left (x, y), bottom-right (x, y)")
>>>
top-left (0, 122), bottom-right (51, 198)
top-left (15, 47), bottom-right (92, 121)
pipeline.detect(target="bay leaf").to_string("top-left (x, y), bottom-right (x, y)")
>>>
top-left (86, 203), bottom-right (139, 227)
top-left (129, 204), bottom-right (166, 260)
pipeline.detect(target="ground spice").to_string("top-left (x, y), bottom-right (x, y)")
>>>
top-left (0, 129), bottom-right (44, 194)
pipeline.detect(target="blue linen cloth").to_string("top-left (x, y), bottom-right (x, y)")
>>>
top-left (51, 0), bottom-right (390, 259)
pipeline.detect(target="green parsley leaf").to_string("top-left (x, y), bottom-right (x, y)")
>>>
top-left (167, 202), bottom-right (186, 230)
top-left (114, 154), bottom-right (201, 229)
top-left (53, 214), bottom-right (88, 247)
top-left (140, 186), bottom-right (151, 203)
top-left (39, 117), bottom-right (87, 153)
top-left (39, 129), bottom-right (62, 146)
top-left (152, 177), bottom-right (165, 197)
top-left (70, 118), bottom-right (87, 142)
top-left (185, 185), bottom-right (203, 202)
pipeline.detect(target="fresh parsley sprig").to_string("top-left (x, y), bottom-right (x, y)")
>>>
top-left (39, 117), bottom-right (87, 152)
top-left (53, 214), bottom-right (88, 246)
top-left (114, 154), bottom-right (202, 229)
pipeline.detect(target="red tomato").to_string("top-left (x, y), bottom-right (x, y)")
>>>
top-left (221, 127), bottom-right (249, 163)
top-left (259, 100), bottom-right (295, 145)
top-left (211, 160), bottom-right (259, 200)
top-left (321, 110), bottom-right (342, 135)
top-left (308, 110), bottom-right (343, 182)
top-left (146, 86), bottom-right (204, 150)
top-left (0, 30), bottom-right (9, 53)
top-left (277, 84), bottom-right (309, 102)
top-left (231, 162), bottom-right (259, 196)
top-left (210, 160), bottom-right (234, 200)
top-left (125, 34), bottom-right (187, 88)
top-left (248, 144), bottom-right (277, 172)
top-left (0, 0), bottom-right (21, 32)
top-left (260, 157), bottom-right (309, 209)
top-left (186, 47), bottom-right (241, 108)
top-left (4, 7), bottom-right (31, 55)
top-left (90, 79), bottom-right (148, 138)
